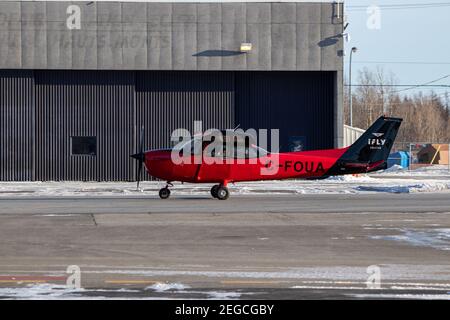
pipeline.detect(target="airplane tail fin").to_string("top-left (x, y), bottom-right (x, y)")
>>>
top-left (329, 116), bottom-right (403, 175)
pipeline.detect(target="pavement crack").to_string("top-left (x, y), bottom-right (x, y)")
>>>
top-left (91, 214), bottom-right (98, 227)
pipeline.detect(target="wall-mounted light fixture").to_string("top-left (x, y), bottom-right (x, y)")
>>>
top-left (240, 43), bottom-right (252, 53)
top-left (341, 32), bottom-right (351, 43)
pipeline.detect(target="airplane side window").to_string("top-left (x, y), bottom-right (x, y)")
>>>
top-left (232, 144), bottom-right (259, 159)
top-left (220, 135), bottom-right (264, 159)
top-left (223, 143), bottom-right (234, 159)
top-left (256, 146), bottom-right (268, 158)
top-left (234, 143), bottom-right (247, 159)
top-left (247, 146), bottom-right (259, 159)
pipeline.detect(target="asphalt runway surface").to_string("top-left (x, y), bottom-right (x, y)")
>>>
top-left (0, 193), bottom-right (449, 299)
top-left (2, 193), bottom-right (450, 214)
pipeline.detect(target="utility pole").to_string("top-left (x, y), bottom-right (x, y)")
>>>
top-left (349, 47), bottom-right (358, 127)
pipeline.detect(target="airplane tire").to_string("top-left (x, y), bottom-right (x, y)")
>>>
top-left (216, 186), bottom-right (229, 200)
top-left (210, 185), bottom-right (220, 198)
top-left (159, 187), bottom-right (171, 199)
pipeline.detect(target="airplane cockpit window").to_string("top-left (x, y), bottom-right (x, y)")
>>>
top-left (173, 131), bottom-right (268, 159)
top-left (174, 136), bottom-right (203, 156)
top-left (225, 134), bottom-right (268, 159)
top-left (231, 144), bottom-right (267, 159)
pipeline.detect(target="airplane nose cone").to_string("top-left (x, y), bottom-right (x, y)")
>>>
top-left (130, 152), bottom-right (145, 161)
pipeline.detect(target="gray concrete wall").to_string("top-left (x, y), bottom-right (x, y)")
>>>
top-left (0, 1), bottom-right (343, 71)
top-left (0, 1), bottom-right (344, 147)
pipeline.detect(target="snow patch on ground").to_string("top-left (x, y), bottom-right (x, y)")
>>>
top-left (144, 284), bottom-right (246, 299)
top-left (355, 182), bottom-right (450, 194)
top-left (145, 282), bottom-right (190, 292)
top-left (356, 185), bottom-right (419, 194)
top-left (0, 284), bottom-right (153, 300)
top-left (370, 228), bottom-right (450, 251)
top-left (0, 283), bottom-right (85, 300)
top-left (348, 293), bottom-right (450, 300)
top-left (325, 175), bottom-right (376, 182)
top-left (206, 291), bottom-right (242, 299)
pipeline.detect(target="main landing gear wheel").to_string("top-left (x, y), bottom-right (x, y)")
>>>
top-left (159, 187), bottom-right (171, 199)
top-left (210, 185), bottom-right (220, 198)
top-left (216, 186), bottom-right (229, 200)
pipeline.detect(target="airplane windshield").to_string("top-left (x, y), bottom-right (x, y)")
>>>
top-left (173, 136), bottom-right (203, 155)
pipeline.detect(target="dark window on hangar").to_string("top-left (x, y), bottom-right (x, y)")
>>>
top-left (71, 136), bottom-right (97, 156)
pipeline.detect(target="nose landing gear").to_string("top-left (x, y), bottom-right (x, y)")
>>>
top-left (158, 187), bottom-right (171, 199)
top-left (159, 182), bottom-right (173, 199)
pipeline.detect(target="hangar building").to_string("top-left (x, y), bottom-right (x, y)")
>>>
top-left (0, 0), bottom-right (344, 181)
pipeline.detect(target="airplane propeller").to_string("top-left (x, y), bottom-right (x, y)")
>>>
top-left (131, 125), bottom-right (145, 190)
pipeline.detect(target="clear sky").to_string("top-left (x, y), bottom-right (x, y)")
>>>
top-left (344, 0), bottom-right (450, 97)
top-left (12, 1), bottom-right (449, 97)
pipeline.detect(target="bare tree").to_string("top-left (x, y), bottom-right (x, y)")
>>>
top-left (347, 67), bottom-right (450, 145)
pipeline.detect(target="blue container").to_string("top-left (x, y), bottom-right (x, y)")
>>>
top-left (387, 151), bottom-right (410, 168)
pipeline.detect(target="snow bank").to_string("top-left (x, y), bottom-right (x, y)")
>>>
top-left (383, 164), bottom-right (406, 173)
top-left (375, 164), bottom-right (450, 177)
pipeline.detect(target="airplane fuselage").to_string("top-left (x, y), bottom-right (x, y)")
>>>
top-left (144, 147), bottom-right (349, 184)
top-left (131, 116), bottom-right (402, 199)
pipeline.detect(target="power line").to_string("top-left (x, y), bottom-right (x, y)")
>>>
top-left (346, 2), bottom-right (450, 11)
top-left (393, 75), bottom-right (450, 93)
top-left (346, 90), bottom-right (450, 108)
top-left (345, 75), bottom-right (450, 94)
top-left (347, 2), bottom-right (450, 8)
top-left (345, 97), bottom-right (449, 108)
top-left (345, 85), bottom-right (450, 87)
top-left (352, 61), bottom-right (450, 65)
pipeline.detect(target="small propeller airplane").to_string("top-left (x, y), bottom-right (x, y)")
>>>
top-left (131, 116), bottom-right (402, 200)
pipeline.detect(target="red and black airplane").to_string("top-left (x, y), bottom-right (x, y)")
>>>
top-left (131, 116), bottom-right (402, 200)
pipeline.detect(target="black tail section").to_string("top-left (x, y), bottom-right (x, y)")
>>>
top-left (327, 116), bottom-right (403, 175)
top-left (343, 116), bottom-right (402, 163)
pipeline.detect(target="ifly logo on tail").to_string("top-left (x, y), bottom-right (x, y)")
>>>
top-left (372, 133), bottom-right (384, 138)
top-left (368, 133), bottom-right (386, 149)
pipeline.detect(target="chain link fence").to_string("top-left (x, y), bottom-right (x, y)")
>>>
top-left (392, 142), bottom-right (450, 171)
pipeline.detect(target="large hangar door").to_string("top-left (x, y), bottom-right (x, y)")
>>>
top-left (0, 70), bottom-right (34, 181)
top-left (135, 71), bottom-right (235, 180)
top-left (235, 72), bottom-right (335, 152)
top-left (34, 71), bottom-right (135, 181)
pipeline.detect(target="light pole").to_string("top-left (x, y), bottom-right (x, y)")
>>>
top-left (349, 47), bottom-right (357, 127)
